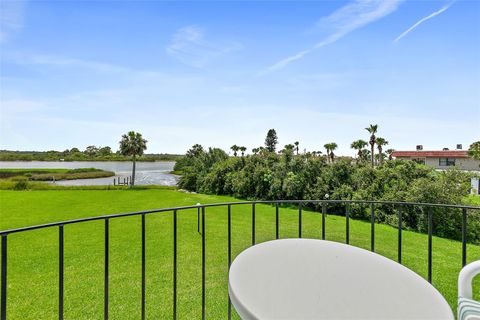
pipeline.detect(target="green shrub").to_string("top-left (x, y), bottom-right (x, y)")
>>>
top-left (177, 144), bottom-right (478, 243)
top-left (13, 180), bottom-right (28, 190)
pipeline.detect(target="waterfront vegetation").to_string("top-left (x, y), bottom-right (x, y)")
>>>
top-left (0, 168), bottom-right (115, 190)
top-left (0, 188), bottom-right (478, 319)
top-left (0, 149), bottom-right (182, 162)
top-left (174, 131), bottom-right (480, 243)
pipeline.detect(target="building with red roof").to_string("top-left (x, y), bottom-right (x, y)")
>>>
top-left (391, 145), bottom-right (479, 171)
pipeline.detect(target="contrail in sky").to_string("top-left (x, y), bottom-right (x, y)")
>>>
top-left (394, 2), bottom-right (454, 42)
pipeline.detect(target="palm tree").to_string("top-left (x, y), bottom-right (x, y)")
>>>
top-left (375, 137), bottom-right (388, 165)
top-left (294, 141), bottom-right (299, 155)
top-left (324, 144), bottom-right (331, 163)
top-left (252, 148), bottom-right (259, 155)
top-left (359, 149), bottom-right (370, 162)
top-left (386, 149), bottom-right (395, 161)
top-left (324, 143), bottom-right (337, 163)
top-left (119, 131), bottom-right (147, 187)
top-left (350, 139), bottom-right (368, 160)
top-left (239, 146), bottom-right (247, 157)
top-left (328, 143), bottom-right (337, 163)
top-left (231, 145), bottom-right (239, 157)
top-left (365, 124), bottom-right (378, 166)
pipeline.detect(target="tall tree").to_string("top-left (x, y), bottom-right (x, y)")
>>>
top-left (386, 149), bottom-right (395, 161)
top-left (375, 137), bottom-right (388, 165)
top-left (264, 129), bottom-right (278, 152)
top-left (186, 144), bottom-right (204, 158)
top-left (294, 141), bottom-right (300, 155)
top-left (98, 146), bottom-right (112, 156)
top-left (359, 149), bottom-right (370, 162)
top-left (324, 143), bottom-right (337, 163)
top-left (119, 131), bottom-right (147, 187)
top-left (231, 145), bottom-right (239, 157)
top-left (84, 145), bottom-right (98, 157)
top-left (239, 146), bottom-right (247, 157)
top-left (468, 141), bottom-right (480, 160)
top-left (252, 147), bottom-right (259, 155)
top-left (324, 144), bottom-right (331, 163)
top-left (350, 139), bottom-right (368, 159)
top-left (328, 143), bottom-right (338, 163)
top-left (365, 124), bottom-right (378, 166)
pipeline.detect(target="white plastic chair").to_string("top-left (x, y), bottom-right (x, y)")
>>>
top-left (458, 260), bottom-right (480, 320)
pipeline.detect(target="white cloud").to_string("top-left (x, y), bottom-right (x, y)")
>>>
top-left (263, 0), bottom-right (402, 74)
top-left (166, 25), bottom-right (242, 68)
top-left (394, 2), bottom-right (454, 42)
top-left (0, 0), bottom-right (27, 43)
top-left (3, 53), bottom-right (131, 73)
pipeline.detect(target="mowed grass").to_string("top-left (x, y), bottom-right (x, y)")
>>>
top-left (0, 189), bottom-right (479, 319)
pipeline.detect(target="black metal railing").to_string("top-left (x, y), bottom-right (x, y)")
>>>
top-left (0, 200), bottom-right (479, 320)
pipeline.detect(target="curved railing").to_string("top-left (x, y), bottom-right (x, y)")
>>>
top-left (0, 200), bottom-right (479, 319)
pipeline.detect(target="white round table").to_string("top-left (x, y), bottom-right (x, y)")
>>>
top-left (228, 239), bottom-right (454, 319)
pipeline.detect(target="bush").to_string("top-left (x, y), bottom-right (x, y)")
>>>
top-left (13, 179), bottom-right (28, 190)
top-left (177, 144), bottom-right (477, 243)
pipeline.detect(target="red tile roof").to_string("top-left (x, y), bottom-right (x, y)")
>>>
top-left (391, 150), bottom-right (469, 158)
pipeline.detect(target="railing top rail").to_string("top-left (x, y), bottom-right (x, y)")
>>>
top-left (1, 199), bottom-right (479, 236)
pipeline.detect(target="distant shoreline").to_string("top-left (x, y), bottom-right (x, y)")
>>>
top-left (0, 150), bottom-right (183, 162)
top-left (0, 159), bottom-right (176, 162)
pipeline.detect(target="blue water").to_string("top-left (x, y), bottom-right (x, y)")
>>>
top-left (0, 161), bottom-right (178, 186)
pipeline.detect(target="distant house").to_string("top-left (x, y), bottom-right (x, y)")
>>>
top-left (391, 146), bottom-right (480, 171)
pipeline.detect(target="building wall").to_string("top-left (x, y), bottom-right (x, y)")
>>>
top-left (454, 158), bottom-right (480, 171)
top-left (397, 156), bottom-right (480, 171)
top-left (472, 177), bottom-right (480, 195)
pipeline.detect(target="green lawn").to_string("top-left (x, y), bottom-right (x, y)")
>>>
top-left (466, 194), bottom-right (480, 206)
top-left (0, 189), bottom-right (479, 319)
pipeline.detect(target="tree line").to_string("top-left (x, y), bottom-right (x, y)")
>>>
top-left (175, 127), bottom-right (479, 243)
top-left (227, 126), bottom-right (394, 166)
top-left (0, 147), bottom-right (180, 162)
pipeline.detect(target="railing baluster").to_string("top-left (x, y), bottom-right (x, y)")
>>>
top-left (428, 207), bottom-right (433, 283)
top-left (1, 235), bottom-right (6, 320)
top-left (251, 204), bottom-right (256, 246)
top-left (0, 200), bottom-right (477, 320)
top-left (227, 205), bottom-right (232, 320)
top-left (104, 219), bottom-right (109, 320)
top-left (173, 210), bottom-right (177, 320)
top-left (275, 203), bottom-right (279, 240)
top-left (201, 207), bottom-right (205, 320)
top-left (197, 205), bottom-right (200, 234)
top-left (397, 206), bottom-right (402, 264)
top-left (59, 225), bottom-right (64, 320)
top-left (345, 204), bottom-right (350, 244)
top-left (141, 214), bottom-right (146, 320)
top-left (298, 203), bottom-right (302, 238)
top-left (322, 203), bottom-right (326, 240)
top-left (462, 208), bottom-right (467, 267)
top-left (370, 204), bottom-right (375, 252)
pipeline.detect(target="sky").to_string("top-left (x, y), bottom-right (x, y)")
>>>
top-left (0, 0), bottom-right (479, 157)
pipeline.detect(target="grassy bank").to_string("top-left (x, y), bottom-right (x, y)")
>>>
top-left (0, 189), bottom-right (479, 319)
top-left (0, 168), bottom-right (115, 181)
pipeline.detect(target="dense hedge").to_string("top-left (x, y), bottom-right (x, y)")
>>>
top-left (175, 146), bottom-right (479, 243)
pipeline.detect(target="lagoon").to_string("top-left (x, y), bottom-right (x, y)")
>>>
top-left (0, 161), bottom-right (178, 186)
